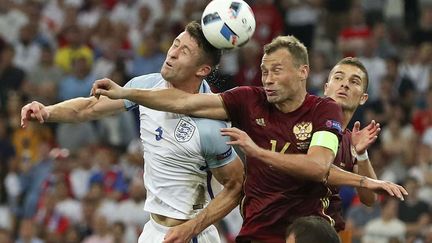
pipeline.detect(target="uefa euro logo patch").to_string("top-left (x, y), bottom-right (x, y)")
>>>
top-left (175, 118), bottom-right (196, 143)
top-left (325, 120), bottom-right (342, 133)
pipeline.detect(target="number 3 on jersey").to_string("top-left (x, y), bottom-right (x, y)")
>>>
top-left (155, 127), bottom-right (163, 141)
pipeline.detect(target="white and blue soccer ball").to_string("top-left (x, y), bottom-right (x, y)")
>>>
top-left (201, 0), bottom-right (256, 49)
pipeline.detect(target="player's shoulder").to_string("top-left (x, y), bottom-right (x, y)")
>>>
top-left (193, 117), bottom-right (229, 137)
top-left (223, 86), bottom-right (265, 100)
top-left (125, 73), bottom-right (166, 89)
top-left (305, 94), bottom-right (340, 110)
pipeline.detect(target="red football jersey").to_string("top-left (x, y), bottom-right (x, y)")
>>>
top-left (327, 130), bottom-right (357, 232)
top-left (220, 86), bottom-right (343, 243)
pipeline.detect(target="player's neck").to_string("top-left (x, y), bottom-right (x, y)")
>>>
top-left (275, 91), bottom-right (306, 113)
top-left (342, 109), bottom-right (354, 130)
top-left (169, 79), bottom-right (202, 94)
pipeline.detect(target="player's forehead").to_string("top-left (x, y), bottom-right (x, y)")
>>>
top-left (330, 64), bottom-right (365, 80)
top-left (261, 49), bottom-right (293, 69)
top-left (174, 31), bottom-right (199, 51)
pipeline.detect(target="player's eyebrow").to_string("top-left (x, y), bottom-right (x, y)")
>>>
top-left (173, 38), bottom-right (192, 53)
top-left (334, 70), bottom-right (362, 81)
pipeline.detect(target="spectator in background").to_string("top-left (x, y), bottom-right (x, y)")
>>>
top-left (0, 115), bottom-right (15, 205)
top-left (323, 0), bottom-right (352, 41)
top-left (363, 76), bottom-right (394, 127)
top-left (129, 31), bottom-right (165, 77)
top-left (412, 88), bottom-right (432, 136)
top-left (358, 37), bottom-right (386, 102)
top-left (234, 39), bottom-right (262, 87)
top-left (89, 148), bottom-right (127, 202)
top-left (16, 219), bottom-right (43, 243)
top-left (116, 178), bottom-right (148, 242)
top-left (77, 0), bottom-right (104, 30)
top-left (126, 4), bottom-right (154, 52)
top-left (0, 44), bottom-right (25, 113)
top-left (412, 5), bottom-right (432, 45)
top-left (345, 202), bottom-right (381, 243)
top-left (380, 103), bottom-right (417, 183)
top-left (76, 194), bottom-right (99, 239)
top-left (56, 55), bottom-right (99, 152)
top-left (0, 228), bottom-right (12, 243)
top-left (363, 197), bottom-right (406, 243)
top-left (13, 23), bottom-right (42, 73)
top-left (82, 213), bottom-right (114, 243)
top-left (28, 43), bottom-right (63, 105)
top-left (70, 147), bottom-right (94, 200)
top-left (281, 0), bottom-right (321, 48)
top-left (55, 25), bottom-right (93, 73)
top-left (112, 221), bottom-right (126, 243)
top-left (397, 177), bottom-right (430, 238)
top-left (337, 5), bottom-right (371, 57)
top-left (64, 226), bottom-right (81, 243)
top-left (0, 0), bottom-right (29, 44)
top-left (307, 51), bottom-right (330, 96)
top-left (384, 56), bottom-right (416, 118)
top-left (251, 0), bottom-right (284, 46)
top-left (58, 56), bottom-right (95, 101)
top-left (399, 44), bottom-right (431, 104)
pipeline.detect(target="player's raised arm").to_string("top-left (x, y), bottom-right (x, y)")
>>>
top-left (221, 127), bottom-right (335, 182)
top-left (92, 78), bottom-right (229, 120)
top-left (21, 95), bottom-right (125, 128)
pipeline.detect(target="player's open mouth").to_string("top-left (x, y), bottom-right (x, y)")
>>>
top-left (165, 62), bottom-right (173, 68)
top-left (336, 92), bottom-right (348, 98)
top-left (265, 89), bottom-right (276, 96)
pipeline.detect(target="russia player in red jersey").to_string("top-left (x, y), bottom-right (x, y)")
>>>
top-left (91, 36), bottom-right (408, 243)
top-left (323, 57), bottom-right (381, 242)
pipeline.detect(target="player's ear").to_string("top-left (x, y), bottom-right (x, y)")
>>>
top-left (323, 82), bottom-right (329, 96)
top-left (299, 65), bottom-right (309, 81)
top-left (359, 93), bottom-right (368, 105)
top-left (196, 64), bottom-right (212, 77)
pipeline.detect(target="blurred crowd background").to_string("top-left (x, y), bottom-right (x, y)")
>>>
top-left (0, 0), bottom-right (432, 242)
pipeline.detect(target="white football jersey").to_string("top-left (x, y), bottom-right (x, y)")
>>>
top-left (123, 73), bottom-right (238, 220)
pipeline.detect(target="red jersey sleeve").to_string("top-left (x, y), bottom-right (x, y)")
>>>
top-left (220, 86), bottom-right (264, 124)
top-left (311, 97), bottom-right (344, 140)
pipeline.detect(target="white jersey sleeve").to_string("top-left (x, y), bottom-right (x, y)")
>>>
top-left (123, 73), bottom-right (163, 110)
top-left (193, 118), bottom-right (237, 169)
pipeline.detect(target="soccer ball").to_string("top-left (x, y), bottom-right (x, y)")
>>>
top-left (201, 0), bottom-right (256, 49)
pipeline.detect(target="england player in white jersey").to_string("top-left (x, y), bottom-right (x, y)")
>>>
top-left (21, 21), bottom-right (244, 243)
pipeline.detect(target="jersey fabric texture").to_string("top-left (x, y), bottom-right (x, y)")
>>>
top-left (328, 129), bottom-right (357, 232)
top-left (220, 86), bottom-right (343, 243)
top-left (123, 73), bottom-right (238, 221)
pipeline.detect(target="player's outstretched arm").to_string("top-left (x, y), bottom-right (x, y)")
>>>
top-left (221, 127), bottom-right (335, 182)
top-left (92, 78), bottom-right (229, 120)
top-left (351, 120), bottom-right (380, 206)
top-left (328, 165), bottom-right (408, 201)
top-left (162, 157), bottom-right (244, 243)
top-left (21, 96), bottom-right (125, 127)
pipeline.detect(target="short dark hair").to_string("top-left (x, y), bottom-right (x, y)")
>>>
top-left (264, 35), bottom-right (309, 67)
top-left (185, 21), bottom-right (222, 70)
top-left (334, 57), bottom-right (369, 92)
top-left (286, 216), bottom-right (340, 243)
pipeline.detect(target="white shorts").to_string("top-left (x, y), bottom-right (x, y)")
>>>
top-left (138, 216), bottom-right (221, 243)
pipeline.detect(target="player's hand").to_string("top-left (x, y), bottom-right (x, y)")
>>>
top-left (351, 120), bottom-right (380, 155)
top-left (163, 222), bottom-right (195, 243)
top-left (363, 177), bottom-right (408, 201)
top-left (221, 127), bottom-right (261, 158)
top-left (91, 78), bottom-right (125, 99)
top-left (20, 101), bottom-right (49, 128)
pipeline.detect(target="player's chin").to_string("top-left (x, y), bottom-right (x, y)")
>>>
top-left (266, 96), bottom-right (279, 104)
